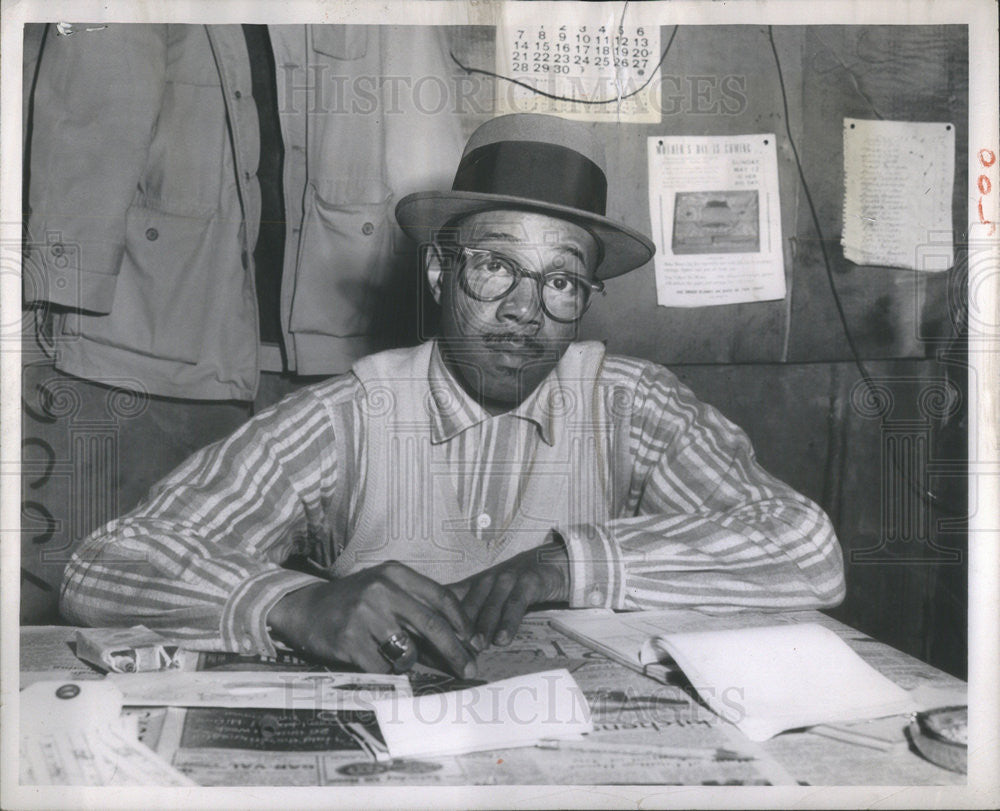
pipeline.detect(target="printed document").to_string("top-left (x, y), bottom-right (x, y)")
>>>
top-left (647, 134), bottom-right (786, 306)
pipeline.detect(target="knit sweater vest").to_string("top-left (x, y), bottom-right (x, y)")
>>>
top-left (329, 340), bottom-right (638, 583)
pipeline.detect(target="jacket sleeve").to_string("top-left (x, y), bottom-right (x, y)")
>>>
top-left (560, 364), bottom-right (846, 612)
top-left (59, 382), bottom-right (354, 656)
top-left (25, 23), bottom-right (168, 312)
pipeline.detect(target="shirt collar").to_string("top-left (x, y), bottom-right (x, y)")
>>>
top-left (428, 340), bottom-right (558, 446)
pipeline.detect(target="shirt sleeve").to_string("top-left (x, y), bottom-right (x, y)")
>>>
top-left (59, 381), bottom-right (353, 656)
top-left (560, 364), bottom-right (846, 612)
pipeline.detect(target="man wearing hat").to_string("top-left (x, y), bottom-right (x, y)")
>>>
top-left (61, 115), bottom-right (845, 678)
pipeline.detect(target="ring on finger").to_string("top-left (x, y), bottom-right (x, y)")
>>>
top-left (378, 631), bottom-right (415, 672)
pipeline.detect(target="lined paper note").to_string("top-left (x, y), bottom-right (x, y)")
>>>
top-left (841, 118), bottom-right (954, 271)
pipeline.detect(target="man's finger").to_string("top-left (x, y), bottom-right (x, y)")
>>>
top-left (394, 591), bottom-right (477, 678)
top-left (459, 575), bottom-right (494, 644)
top-left (447, 576), bottom-right (472, 602)
top-left (383, 562), bottom-right (473, 639)
top-left (475, 576), bottom-right (515, 646)
top-left (494, 583), bottom-right (531, 646)
top-left (355, 648), bottom-right (394, 675)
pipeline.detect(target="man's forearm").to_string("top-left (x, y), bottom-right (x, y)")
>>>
top-left (559, 497), bottom-right (845, 611)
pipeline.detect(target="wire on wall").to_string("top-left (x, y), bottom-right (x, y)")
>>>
top-left (766, 25), bottom-right (952, 515)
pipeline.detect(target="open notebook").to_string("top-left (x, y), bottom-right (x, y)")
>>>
top-left (548, 609), bottom-right (919, 741)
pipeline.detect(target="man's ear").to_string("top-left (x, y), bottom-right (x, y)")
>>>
top-left (424, 244), bottom-right (446, 305)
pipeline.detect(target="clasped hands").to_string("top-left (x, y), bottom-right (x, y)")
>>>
top-left (267, 537), bottom-right (570, 677)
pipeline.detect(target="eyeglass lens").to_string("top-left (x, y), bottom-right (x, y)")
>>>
top-left (461, 250), bottom-right (590, 321)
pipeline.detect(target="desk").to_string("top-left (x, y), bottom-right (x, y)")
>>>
top-left (19, 609), bottom-right (966, 787)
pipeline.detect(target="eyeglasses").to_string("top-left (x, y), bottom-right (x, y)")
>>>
top-left (445, 245), bottom-right (605, 323)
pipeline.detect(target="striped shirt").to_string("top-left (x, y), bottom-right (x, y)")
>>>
top-left (60, 340), bottom-right (845, 656)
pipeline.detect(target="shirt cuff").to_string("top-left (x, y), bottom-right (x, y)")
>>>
top-left (220, 568), bottom-right (326, 657)
top-left (560, 523), bottom-right (627, 610)
top-left (24, 242), bottom-right (121, 312)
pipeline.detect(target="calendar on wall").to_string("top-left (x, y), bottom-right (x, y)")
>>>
top-left (495, 6), bottom-right (662, 123)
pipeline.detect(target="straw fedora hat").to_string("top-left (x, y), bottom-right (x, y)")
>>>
top-left (395, 114), bottom-right (655, 280)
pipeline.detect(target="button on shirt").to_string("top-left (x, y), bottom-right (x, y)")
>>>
top-left (60, 341), bottom-right (845, 656)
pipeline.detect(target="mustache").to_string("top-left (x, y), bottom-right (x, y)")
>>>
top-left (480, 332), bottom-right (546, 353)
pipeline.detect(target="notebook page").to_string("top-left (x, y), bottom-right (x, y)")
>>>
top-left (648, 623), bottom-right (919, 741)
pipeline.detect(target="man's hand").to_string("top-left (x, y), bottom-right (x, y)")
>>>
top-left (267, 561), bottom-right (477, 677)
top-left (448, 538), bottom-right (570, 650)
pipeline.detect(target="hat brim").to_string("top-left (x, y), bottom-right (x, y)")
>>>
top-left (395, 191), bottom-right (655, 280)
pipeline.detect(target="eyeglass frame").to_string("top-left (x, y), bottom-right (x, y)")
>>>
top-left (439, 244), bottom-right (606, 323)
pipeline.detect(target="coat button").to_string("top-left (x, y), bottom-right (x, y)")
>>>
top-left (587, 589), bottom-right (604, 607)
top-left (234, 90), bottom-right (242, 99)
top-left (476, 513), bottom-right (492, 530)
top-left (145, 228), bottom-right (159, 241)
top-left (361, 221), bottom-right (374, 236)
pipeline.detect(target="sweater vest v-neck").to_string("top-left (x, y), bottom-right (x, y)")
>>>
top-left (329, 341), bottom-right (638, 583)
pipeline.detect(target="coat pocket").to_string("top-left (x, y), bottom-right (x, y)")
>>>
top-left (142, 81), bottom-right (227, 217)
top-left (289, 183), bottom-right (396, 338)
top-left (310, 24), bottom-right (369, 60)
top-left (62, 204), bottom-right (222, 365)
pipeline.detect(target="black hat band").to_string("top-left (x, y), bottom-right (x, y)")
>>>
top-left (451, 141), bottom-right (608, 217)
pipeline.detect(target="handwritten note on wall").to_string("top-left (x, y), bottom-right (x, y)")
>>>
top-left (841, 118), bottom-right (955, 271)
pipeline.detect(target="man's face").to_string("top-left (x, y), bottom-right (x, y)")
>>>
top-left (430, 209), bottom-right (600, 411)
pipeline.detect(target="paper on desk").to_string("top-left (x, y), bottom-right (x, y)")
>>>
top-left (643, 623), bottom-right (919, 741)
top-left (107, 670), bottom-right (411, 710)
top-left (370, 668), bottom-right (592, 759)
top-left (19, 680), bottom-right (195, 786)
top-left (546, 606), bottom-right (834, 683)
top-left (841, 117), bottom-right (954, 271)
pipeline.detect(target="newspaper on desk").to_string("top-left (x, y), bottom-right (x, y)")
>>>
top-left (20, 617), bottom-right (964, 786)
top-left (543, 608), bottom-right (967, 785)
top-left (131, 618), bottom-right (796, 786)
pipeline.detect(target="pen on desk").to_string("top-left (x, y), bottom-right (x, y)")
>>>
top-left (536, 739), bottom-right (743, 760)
top-left (808, 724), bottom-right (897, 751)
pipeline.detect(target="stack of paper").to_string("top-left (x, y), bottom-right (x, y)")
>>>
top-left (19, 680), bottom-right (195, 785)
top-left (370, 668), bottom-right (592, 759)
top-left (643, 623), bottom-right (919, 741)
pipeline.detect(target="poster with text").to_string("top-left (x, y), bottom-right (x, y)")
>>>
top-left (648, 134), bottom-right (786, 307)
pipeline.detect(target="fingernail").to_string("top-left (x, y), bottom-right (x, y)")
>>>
top-left (471, 634), bottom-right (485, 651)
top-left (494, 630), bottom-right (510, 645)
top-left (463, 661), bottom-right (478, 679)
